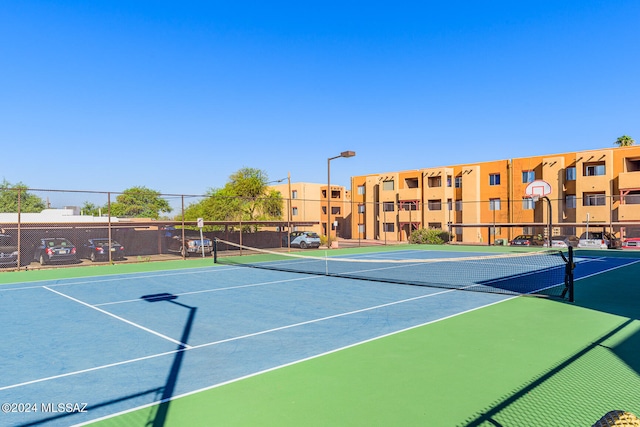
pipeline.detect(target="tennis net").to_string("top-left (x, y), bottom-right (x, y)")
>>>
top-left (213, 239), bottom-right (574, 300)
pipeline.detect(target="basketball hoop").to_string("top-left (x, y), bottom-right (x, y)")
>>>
top-left (524, 180), bottom-right (552, 199)
top-left (523, 180), bottom-right (553, 243)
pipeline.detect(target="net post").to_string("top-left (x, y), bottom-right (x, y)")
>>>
top-left (213, 238), bottom-right (218, 264)
top-left (567, 246), bottom-right (574, 302)
top-left (561, 246), bottom-right (575, 301)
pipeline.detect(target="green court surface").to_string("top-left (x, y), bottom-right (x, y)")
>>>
top-left (2, 246), bottom-right (639, 426)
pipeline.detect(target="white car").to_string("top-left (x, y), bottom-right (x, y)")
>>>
top-left (578, 232), bottom-right (620, 249)
top-left (286, 231), bottom-right (321, 249)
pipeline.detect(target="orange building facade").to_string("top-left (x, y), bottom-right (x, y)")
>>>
top-left (350, 146), bottom-right (640, 244)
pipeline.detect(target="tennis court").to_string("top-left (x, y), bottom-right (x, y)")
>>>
top-left (0, 245), bottom-right (638, 426)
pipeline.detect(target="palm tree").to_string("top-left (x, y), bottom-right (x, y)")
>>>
top-left (614, 135), bottom-right (635, 147)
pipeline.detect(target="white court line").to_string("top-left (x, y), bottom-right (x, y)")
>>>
top-left (0, 285), bottom-right (476, 393)
top-left (0, 264), bottom-right (241, 292)
top-left (43, 286), bottom-right (191, 349)
top-left (76, 294), bottom-right (516, 427)
top-left (94, 275), bottom-right (324, 306)
top-left (575, 258), bottom-right (640, 281)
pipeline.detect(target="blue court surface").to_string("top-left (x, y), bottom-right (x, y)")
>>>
top-left (0, 250), bottom-right (635, 426)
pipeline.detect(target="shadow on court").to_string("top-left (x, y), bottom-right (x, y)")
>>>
top-left (460, 256), bottom-right (640, 426)
top-left (18, 293), bottom-right (196, 427)
top-left (141, 293), bottom-right (197, 427)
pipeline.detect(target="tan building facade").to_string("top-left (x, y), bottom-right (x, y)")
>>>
top-left (269, 182), bottom-right (325, 236)
top-left (350, 146), bottom-right (640, 244)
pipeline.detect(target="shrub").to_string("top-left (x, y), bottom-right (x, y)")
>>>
top-left (409, 228), bottom-right (450, 245)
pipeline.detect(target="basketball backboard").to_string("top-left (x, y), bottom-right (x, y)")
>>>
top-left (524, 180), bottom-right (552, 200)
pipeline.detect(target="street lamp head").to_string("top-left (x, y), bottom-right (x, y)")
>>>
top-left (340, 150), bottom-right (356, 158)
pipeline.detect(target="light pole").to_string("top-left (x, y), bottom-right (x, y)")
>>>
top-left (327, 150), bottom-right (356, 248)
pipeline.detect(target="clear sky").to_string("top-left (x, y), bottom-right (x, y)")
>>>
top-left (2, 1), bottom-right (638, 207)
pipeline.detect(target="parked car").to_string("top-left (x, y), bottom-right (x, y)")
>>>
top-left (509, 234), bottom-right (545, 246)
top-left (545, 235), bottom-right (580, 248)
top-left (163, 227), bottom-right (213, 257)
top-left (285, 231), bottom-right (321, 249)
top-left (577, 231), bottom-right (620, 249)
top-left (622, 237), bottom-right (640, 249)
top-left (80, 238), bottom-right (126, 262)
top-left (0, 233), bottom-right (19, 267)
top-left (33, 237), bottom-right (78, 265)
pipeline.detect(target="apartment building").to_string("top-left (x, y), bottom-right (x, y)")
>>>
top-left (350, 146), bottom-right (640, 244)
top-left (268, 182), bottom-right (323, 236)
top-left (321, 185), bottom-right (352, 240)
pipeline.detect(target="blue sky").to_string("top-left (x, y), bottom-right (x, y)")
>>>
top-left (2, 1), bottom-right (638, 207)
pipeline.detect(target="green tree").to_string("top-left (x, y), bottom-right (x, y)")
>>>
top-left (0, 180), bottom-right (46, 213)
top-left (614, 135), bottom-right (635, 146)
top-left (183, 168), bottom-right (283, 230)
top-left (110, 186), bottom-right (172, 219)
top-left (80, 201), bottom-right (102, 216)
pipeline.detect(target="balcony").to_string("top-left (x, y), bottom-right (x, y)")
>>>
top-left (619, 171), bottom-right (640, 190)
top-left (619, 204), bottom-right (640, 221)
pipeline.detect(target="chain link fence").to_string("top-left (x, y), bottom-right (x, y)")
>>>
top-left (2, 188), bottom-right (638, 271)
top-left (351, 194), bottom-right (640, 246)
top-left (0, 188), bottom-right (311, 271)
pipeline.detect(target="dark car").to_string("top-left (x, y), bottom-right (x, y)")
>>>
top-left (81, 238), bottom-right (126, 262)
top-left (509, 234), bottom-right (545, 246)
top-left (285, 231), bottom-right (321, 249)
top-left (33, 237), bottom-right (78, 265)
top-left (545, 235), bottom-right (580, 248)
top-left (163, 227), bottom-right (213, 257)
top-left (0, 233), bottom-right (19, 267)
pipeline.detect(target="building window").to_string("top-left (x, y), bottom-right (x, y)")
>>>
top-left (383, 223), bottom-right (395, 232)
top-left (447, 198), bottom-right (452, 211)
top-left (357, 185), bottom-right (365, 195)
top-left (522, 171), bottom-right (535, 183)
top-left (405, 178), bottom-right (419, 188)
top-left (623, 190), bottom-right (640, 204)
top-left (331, 189), bottom-right (341, 199)
top-left (455, 176), bottom-right (462, 188)
top-left (358, 204), bottom-right (365, 214)
top-left (489, 173), bottom-right (501, 186)
top-left (566, 167), bottom-right (576, 181)
top-left (565, 195), bottom-right (576, 209)
top-left (358, 224), bottom-right (365, 233)
top-left (322, 206), bottom-right (327, 214)
top-left (489, 198), bottom-right (501, 210)
top-left (292, 207), bottom-right (298, 216)
top-left (428, 176), bottom-right (441, 187)
top-left (427, 200), bottom-right (442, 210)
top-left (447, 175), bottom-right (452, 187)
top-left (291, 190), bottom-right (298, 199)
top-left (522, 198), bottom-right (535, 210)
top-left (428, 222), bottom-right (442, 229)
top-left (382, 202), bottom-right (395, 212)
top-left (584, 162), bottom-right (606, 176)
top-left (455, 200), bottom-right (462, 211)
top-left (625, 157), bottom-right (640, 172)
top-left (584, 192), bottom-right (606, 206)
top-left (331, 206), bottom-right (341, 215)
top-left (399, 200), bottom-right (418, 210)
top-left (382, 180), bottom-right (395, 191)
top-left (522, 226), bottom-right (533, 234)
